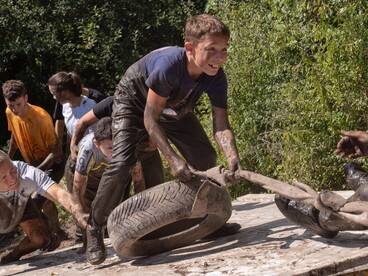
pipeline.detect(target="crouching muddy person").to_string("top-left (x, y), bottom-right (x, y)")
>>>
top-left (0, 150), bottom-right (87, 265)
top-left (275, 162), bottom-right (368, 238)
top-left (275, 130), bottom-right (368, 237)
top-left (70, 117), bottom-right (114, 254)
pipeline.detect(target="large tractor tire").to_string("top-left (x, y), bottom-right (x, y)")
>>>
top-left (107, 175), bottom-right (232, 257)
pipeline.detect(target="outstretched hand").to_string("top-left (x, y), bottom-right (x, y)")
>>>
top-left (336, 130), bottom-right (368, 159)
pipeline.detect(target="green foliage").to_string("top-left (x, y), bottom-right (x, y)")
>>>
top-left (2, 0), bottom-right (368, 201)
top-left (0, 0), bottom-right (206, 145)
top-left (204, 0), bottom-right (368, 196)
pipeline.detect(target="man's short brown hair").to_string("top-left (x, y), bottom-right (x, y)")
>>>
top-left (2, 80), bottom-right (27, 101)
top-left (185, 14), bottom-right (230, 43)
top-left (94, 117), bottom-right (112, 143)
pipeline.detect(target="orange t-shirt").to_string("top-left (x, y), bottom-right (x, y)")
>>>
top-left (6, 104), bottom-right (58, 166)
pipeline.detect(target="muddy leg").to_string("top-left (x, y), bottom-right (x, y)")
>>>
top-left (275, 194), bottom-right (339, 238)
top-left (0, 218), bottom-right (49, 264)
top-left (319, 211), bottom-right (368, 232)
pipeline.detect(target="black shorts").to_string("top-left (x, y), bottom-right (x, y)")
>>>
top-left (20, 197), bottom-right (43, 223)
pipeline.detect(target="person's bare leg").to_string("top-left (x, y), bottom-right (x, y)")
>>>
top-left (0, 218), bottom-right (50, 264)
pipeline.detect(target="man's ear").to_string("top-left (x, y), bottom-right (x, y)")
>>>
top-left (184, 42), bottom-right (193, 54)
top-left (24, 94), bottom-right (28, 102)
top-left (93, 139), bottom-right (100, 149)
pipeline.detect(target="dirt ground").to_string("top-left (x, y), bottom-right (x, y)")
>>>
top-left (3, 191), bottom-right (368, 276)
top-left (0, 217), bottom-right (80, 261)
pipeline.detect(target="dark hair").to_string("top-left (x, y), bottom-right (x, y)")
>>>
top-left (48, 71), bottom-right (82, 97)
top-left (2, 80), bottom-right (27, 101)
top-left (94, 117), bottom-right (112, 142)
top-left (185, 14), bottom-right (230, 43)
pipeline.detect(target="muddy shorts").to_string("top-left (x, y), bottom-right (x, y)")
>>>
top-left (19, 197), bottom-right (43, 223)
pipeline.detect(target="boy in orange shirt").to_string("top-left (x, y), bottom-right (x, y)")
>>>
top-left (2, 80), bottom-right (66, 251)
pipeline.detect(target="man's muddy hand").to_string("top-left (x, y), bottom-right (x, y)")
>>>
top-left (227, 156), bottom-right (242, 184)
top-left (171, 157), bottom-right (194, 183)
top-left (74, 211), bottom-right (89, 229)
top-left (336, 130), bottom-right (368, 159)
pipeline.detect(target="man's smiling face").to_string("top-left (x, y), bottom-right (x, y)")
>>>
top-left (186, 34), bottom-right (229, 79)
top-left (0, 157), bottom-right (19, 192)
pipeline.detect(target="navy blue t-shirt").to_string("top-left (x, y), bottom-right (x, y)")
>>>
top-left (143, 46), bottom-right (228, 119)
top-left (115, 46), bottom-right (228, 119)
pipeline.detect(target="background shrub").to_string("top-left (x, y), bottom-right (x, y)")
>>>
top-left (1, 0), bottom-right (368, 199)
top-left (0, 0), bottom-right (206, 147)
top-left (204, 0), bottom-right (368, 197)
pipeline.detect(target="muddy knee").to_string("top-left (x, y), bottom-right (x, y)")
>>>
top-left (20, 218), bottom-right (50, 249)
top-left (29, 232), bottom-right (50, 248)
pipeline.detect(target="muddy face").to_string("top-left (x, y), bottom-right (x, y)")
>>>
top-left (0, 158), bottom-right (20, 192)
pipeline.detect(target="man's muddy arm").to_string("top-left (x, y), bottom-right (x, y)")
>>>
top-left (72, 171), bottom-right (88, 213)
top-left (70, 110), bottom-right (99, 162)
top-left (212, 106), bottom-right (241, 173)
top-left (144, 89), bottom-right (192, 182)
top-left (44, 184), bottom-right (88, 228)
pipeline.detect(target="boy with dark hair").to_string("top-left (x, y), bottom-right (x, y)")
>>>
top-left (70, 117), bottom-right (113, 253)
top-left (49, 71), bottom-right (105, 156)
top-left (2, 80), bottom-right (63, 174)
top-left (2, 79), bottom-right (66, 251)
top-left (48, 71), bottom-right (97, 142)
top-left (86, 13), bottom-right (242, 265)
top-left (70, 96), bottom-right (163, 192)
top-left (69, 96), bottom-right (114, 163)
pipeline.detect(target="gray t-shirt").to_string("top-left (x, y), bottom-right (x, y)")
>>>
top-left (76, 133), bottom-right (110, 177)
top-left (75, 133), bottom-right (110, 194)
top-left (0, 161), bottom-right (54, 233)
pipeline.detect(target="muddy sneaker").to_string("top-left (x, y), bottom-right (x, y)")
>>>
top-left (202, 222), bottom-right (241, 240)
top-left (275, 194), bottom-right (338, 238)
top-left (42, 229), bottom-right (69, 252)
top-left (86, 225), bottom-right (106, 265)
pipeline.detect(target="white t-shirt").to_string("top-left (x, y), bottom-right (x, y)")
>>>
top-left (62, 96), bottom-right (96, 137)
top-left (0, 161), bottom-right (54, 233)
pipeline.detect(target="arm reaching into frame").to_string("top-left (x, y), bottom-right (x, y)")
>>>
top-left (44, 184), bottom-right (88, 229)
top-left (336, 130), bottom-right (368, 159)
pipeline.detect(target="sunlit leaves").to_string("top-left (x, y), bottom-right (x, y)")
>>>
top-left (206, 0), bottom-right (368, 196)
